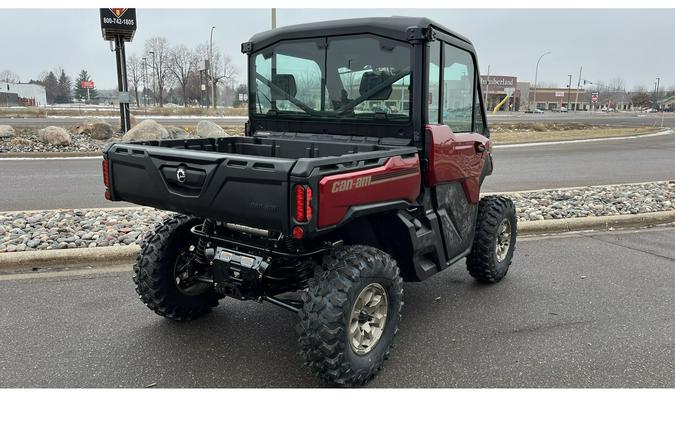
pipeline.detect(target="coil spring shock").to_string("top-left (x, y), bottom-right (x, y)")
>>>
top-left (283, 236), bottom-right (314, 285)
top-left (194, 219), bottom-right (215, 265)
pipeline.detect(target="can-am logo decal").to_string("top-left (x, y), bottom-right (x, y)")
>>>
top-left (110, 8), bottom-right (128, 18)
top-left (330, 168), bottom-right (419, 193)
top-left (176, 167), bottom-right (186, 183)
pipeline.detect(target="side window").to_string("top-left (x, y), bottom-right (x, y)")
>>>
top-left (427, 41), bottom-right (441, 124)
top-left (442, 44), bottom-right (474, 132)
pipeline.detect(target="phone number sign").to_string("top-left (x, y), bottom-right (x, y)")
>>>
top-left (100, 8), bottom-right (137, 42)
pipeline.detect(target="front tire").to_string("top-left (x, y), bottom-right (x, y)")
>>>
top-left (466, 196), bottom-right (517, 283)
top-left (297, 245), bottom-right (403, 386)
top-left (133, 215), bottom-right (221, 321)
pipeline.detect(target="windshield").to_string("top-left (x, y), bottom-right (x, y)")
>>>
top-left (251, 35), bottom-right (412, 120)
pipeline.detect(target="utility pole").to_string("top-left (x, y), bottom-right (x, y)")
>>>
top-left (532, 51), bottom-right (551, 111)
top-left (574, 66), bottom-right (582, 111)
top-left (272, 8), bottom-right (277, 29)
top-left (209, 26), bottom-right (216, 109)
top-left (149, 50), bottom-right (156, 107)
top-left (142, 57), bottom-right (148, 110)
top-left (655, 77), bottom-right (661, 109)
top-left (567, 74), bottom-right (572, 110)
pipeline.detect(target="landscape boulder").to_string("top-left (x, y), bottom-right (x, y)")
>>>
top-left (38, 126), bottom-right (71, 146)
top-left (122, 119), bottom-right (169, 141)
top-left (167, 126), bottom-right (189, 139)
top-left (0, 125), bottom-right (15, 139)
top-left (90, 121), bottom-right (114, 140)
top-left (71, 120), bottom-right (114, 140)
top-left (196, 120), bottom-right (228, 138)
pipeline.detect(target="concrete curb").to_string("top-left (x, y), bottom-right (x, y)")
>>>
top-left (517, 210), bottom-right (675, 235)
top-left (1, 211), bottom-right (674, 271)
top-left (0, 245), bottom-right (139, 271)
top-left (0, 151), bottom-right (101, 159)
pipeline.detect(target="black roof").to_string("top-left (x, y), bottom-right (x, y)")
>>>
top-left (245, 16), bottom-right (472, 53)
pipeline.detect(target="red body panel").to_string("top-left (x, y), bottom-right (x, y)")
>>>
top-left (424, 125), bottom-right (490, 204)
top-left (317, 155), bottom-right (421, 228)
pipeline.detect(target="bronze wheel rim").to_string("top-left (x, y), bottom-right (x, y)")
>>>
top-left (496, 218), bottom-right (512, 263)
top-left (348, 283), bottom-right (389, 355)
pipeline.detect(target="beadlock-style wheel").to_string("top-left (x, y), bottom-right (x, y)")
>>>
top-left (348, 283), bottom-right (389, 355)
top-left (495, 218), bottom-right (512, 263)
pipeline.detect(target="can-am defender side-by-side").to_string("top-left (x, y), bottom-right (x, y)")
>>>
top-left (102, 17), bottom-right (517, 386)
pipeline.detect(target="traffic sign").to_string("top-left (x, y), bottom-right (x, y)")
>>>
top-left (591, 92), bottom-right (599, 103)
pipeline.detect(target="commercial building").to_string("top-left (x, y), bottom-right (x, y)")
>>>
top-left (480, 75), bottom-right (520, 111)
top-left (528, 87), bottom-right (587, 111)
top-left (0, 82), bottom-right (47, 106)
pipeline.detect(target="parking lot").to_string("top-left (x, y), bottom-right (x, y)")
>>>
top-left (1, 226), bottom-right (672, 388)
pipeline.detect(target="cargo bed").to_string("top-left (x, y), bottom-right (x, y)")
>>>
top-left (103, 135), bottom-right (417, 234)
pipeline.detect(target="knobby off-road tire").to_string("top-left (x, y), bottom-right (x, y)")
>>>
top-left (466, 196), bottom-right (517, 283)
top-left (133, 215), bottom-right (221, 321)
top-left (297, 245), bottom-right (404, 386)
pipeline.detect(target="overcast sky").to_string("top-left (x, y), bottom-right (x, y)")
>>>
top-left (1, 8), bottom-right (673, 91)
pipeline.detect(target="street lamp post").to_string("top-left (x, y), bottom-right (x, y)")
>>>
top-left (148, 50), bottom-right (156, 107)
top-left (209, 26), bottom-right (216, 109)
top-left (567, 74), bottom-right (572, 110)
top-left (532, 51), bottom-right (551, 111)
top-left (272, 8), bottom-right (277, 29)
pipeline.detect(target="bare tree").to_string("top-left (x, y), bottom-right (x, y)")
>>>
top-left (127, 54), bottom-right (142, 107)
top-left (0, 69), bottom-right (20, 83)
top-left (169, 44), bottom-right (197, 106)
top-left (145, 37), bottom-right (171, 107)
top-left (211, 51), bottom-right (238, 107)
top-left (196, 43), bottom-right (237, 107)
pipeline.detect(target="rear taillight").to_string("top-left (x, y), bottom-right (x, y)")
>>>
top-left (294, 184), bottom-right (312, 222)
top-left (102, 159), bottom-right (110, 188)
top-left (294, 185), bottom-right (306, 222)
top-left (305, 186), bottom-right (312, 221)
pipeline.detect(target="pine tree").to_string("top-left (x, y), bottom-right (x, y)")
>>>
top-left (42, 72), bottom-right (58, 104)
top-left (74, 69), bottom-right (98, 103)
top-left (55, 69), bottom-right (72, 104)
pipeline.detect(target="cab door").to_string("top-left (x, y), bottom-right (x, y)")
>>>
top-left (424, 40), bottom-right (490, 262)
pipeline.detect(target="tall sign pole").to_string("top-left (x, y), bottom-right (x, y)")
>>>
top-left (100, 8), bottom-right (137, 133)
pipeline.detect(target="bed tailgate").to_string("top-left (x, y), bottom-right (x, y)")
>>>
top-left (103, 143), bottom-right (296, 233)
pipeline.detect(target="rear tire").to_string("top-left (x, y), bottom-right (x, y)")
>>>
top-left (297, 245), bottom-right (403, 386)
top-left (466, 196), bottom-right (517, 283)
top-left (133, 215), bottom-right (221, 321)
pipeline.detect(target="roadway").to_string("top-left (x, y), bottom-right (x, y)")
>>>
top-left (1, 111), bottom-right (674, 128)
top-left (1, 227), bottom-right (673, 387)
top-left (1, 131), bottom-right (674, 211)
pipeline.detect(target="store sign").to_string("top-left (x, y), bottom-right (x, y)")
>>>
top-left (480, 75), bottom-right (517, 88)
top-left (555, 91), bottom-right (565, 97)
top-left (100, 8), bottom-right (137, 41)
top-left (81, 80), bottom-right (95, 89)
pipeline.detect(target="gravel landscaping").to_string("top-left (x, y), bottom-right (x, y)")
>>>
top-left (0, 122), bottom-right (245, 154)
top-left (0, 181), bottom-right (672, 253)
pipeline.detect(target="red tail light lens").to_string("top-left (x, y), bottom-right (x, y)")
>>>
top-left (102, 159), bottom-right (110, 188)
top-left (292, 226), bottom-right (304, 239)
top-left (294, 185), bottom-right (313, 223)
top-left (294, 185), bottom-right (306, 222)
top-left (305, 186), bottom-right (312, 221)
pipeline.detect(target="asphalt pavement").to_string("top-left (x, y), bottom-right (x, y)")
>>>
top-left (0, 227), bottom-right (673, 388)
top-left (1, 130), bottom-right (674, 211)
top-left (1, 111), bottom-right (674, 128)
